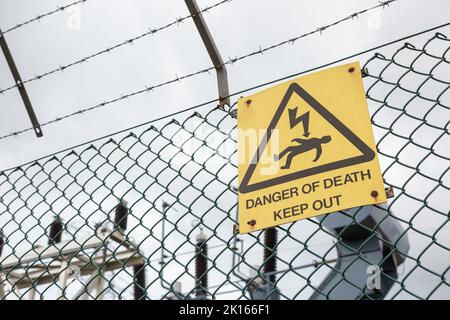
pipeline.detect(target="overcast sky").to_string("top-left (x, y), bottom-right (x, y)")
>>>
top-left (0, 0), bottom-right (449, 300)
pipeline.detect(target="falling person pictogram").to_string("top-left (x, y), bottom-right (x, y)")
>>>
top-left (274, 135), bottom-right (332, 169)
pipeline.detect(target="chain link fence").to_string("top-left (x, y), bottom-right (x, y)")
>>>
top-left (0, 31), bottom-right (449, 300)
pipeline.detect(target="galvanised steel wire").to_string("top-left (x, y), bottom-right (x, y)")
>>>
top-left (0, 0), bottom-right (399, 140)
top-left (0, 31), bottom-right (448, 300)
top-left (0, 0), bottom-right (233, 95)
top-left (2, 0), bottom-right (88, 34)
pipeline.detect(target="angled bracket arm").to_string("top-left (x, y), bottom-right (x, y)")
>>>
top-left (184, 0), bottom-right (230, 106)
top-left (0, 29), bottom-right (43, 137)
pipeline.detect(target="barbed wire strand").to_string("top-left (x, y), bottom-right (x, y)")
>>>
top-left (0, 0), bottom-right (401, 141)
top-left (0, 0), bottom-right (232, 95)
top-left (2, 0), bottom-right (88, 34)
top-left (1, 20), bottom-right (448, 172)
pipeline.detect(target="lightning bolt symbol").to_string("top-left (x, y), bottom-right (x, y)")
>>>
top-left (288, 107), bottom-right (310, 137)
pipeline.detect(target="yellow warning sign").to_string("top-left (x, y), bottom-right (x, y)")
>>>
top-left (237, 62), bottom-right (387, 234)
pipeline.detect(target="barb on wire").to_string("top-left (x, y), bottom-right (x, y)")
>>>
top-left (0, 0), bottom-right (232, 95)
top-left (221, 0), bottom-right (398, 67)
top-left (0, 0), bottom-right (399, 140)
top-left (2, 0), bottom-right (88, 34)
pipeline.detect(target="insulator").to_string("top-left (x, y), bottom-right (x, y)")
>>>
top-left (133, 263), bottom-right (147, 300)
top-left (48, 217), bottom-right (63, 245)
top-left (161, 201), bottom-right (170, 213)
top-left (114, 201), bottom-right (128, 231)
top-left (0, 231), bottom-right (4, 257)
top-left (263, 227), bottom-right (278, 283)
top-left (195, 229), bottom-right (208, 297)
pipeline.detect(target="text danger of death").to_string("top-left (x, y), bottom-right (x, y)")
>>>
top-left (246, 169), bottom-right (372, 210)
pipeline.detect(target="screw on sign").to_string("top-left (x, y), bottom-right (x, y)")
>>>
top-left (237, 62), bottom-right (387, 233)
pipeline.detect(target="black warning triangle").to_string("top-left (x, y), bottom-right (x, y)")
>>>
top-left (239, 83), bottom-right (375, 194)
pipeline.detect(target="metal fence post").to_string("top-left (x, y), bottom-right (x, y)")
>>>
top-left (184, 0), bottom-right (230, 106)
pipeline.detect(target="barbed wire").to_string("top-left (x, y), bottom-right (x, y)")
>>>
top-left (0, 0), bottom-right (399, 140)
top-left (221, 0), bottom-right (398, 65)
top-left (2, 0), bottom-right (88, 34)
top-left (0, 0), bottom-right (232, 95)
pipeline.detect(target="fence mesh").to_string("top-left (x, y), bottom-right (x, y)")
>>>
top-left (0, 32), bottom-right (449, 300)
